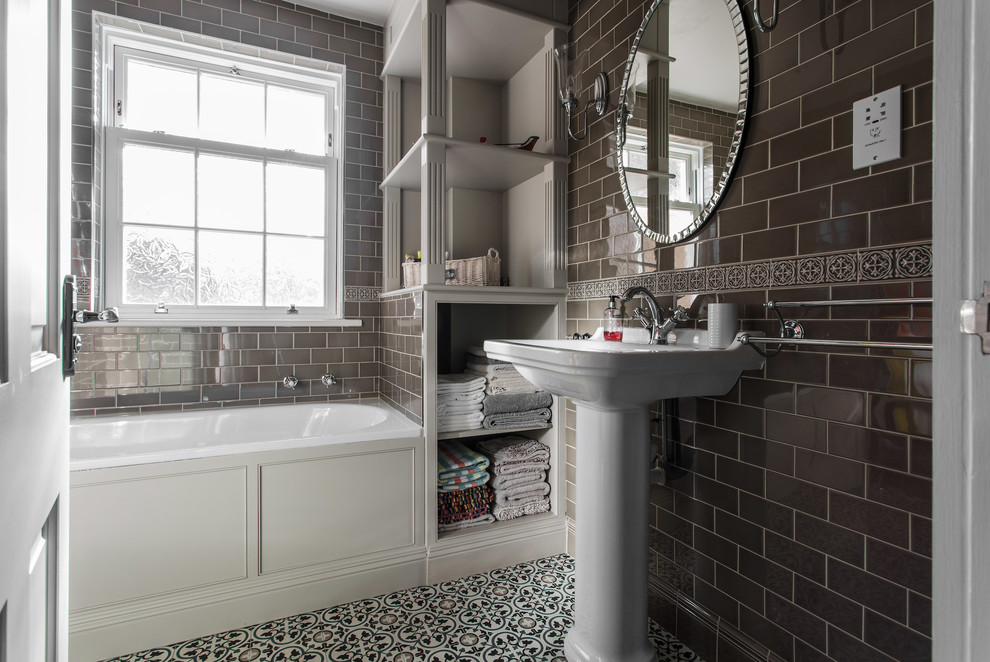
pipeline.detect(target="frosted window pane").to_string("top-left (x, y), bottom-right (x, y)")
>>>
top-left (122, 144), bottom-right (195, 227)
top-left (266, 236), bottom-right (324, 307)
top-left (122, 226), bottom-right (195, 304)
top-left (669, 157), bottom-right (689, 202)
top-left (267, 86), bottom-right (326, 155)
top-left (266, 163), bottom-right (325, 236)
top-left (200, 74), bottom-right (264, 146)
top-left (198, 155), bottom-right (264, 231)
top-left (669, 209), bottom-right (695, 236)
top-left (198, 231), bottom-right (263, 305)
top-left (125, 60), bottom-right (197, 136)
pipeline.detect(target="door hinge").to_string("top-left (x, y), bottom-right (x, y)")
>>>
top-left (960, 281), bottom-right (990, 354)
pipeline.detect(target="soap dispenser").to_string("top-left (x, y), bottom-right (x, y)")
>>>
top-left (604, 295), bottom-right (623, 342)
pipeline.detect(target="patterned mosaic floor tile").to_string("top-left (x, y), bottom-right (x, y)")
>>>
top-left (104, 555), bottom-right (703, 662)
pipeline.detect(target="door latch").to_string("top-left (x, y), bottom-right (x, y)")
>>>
top-left (61, 275), bottom-right (120, 378)
top-left (960, 281), bottom-right (990, 354)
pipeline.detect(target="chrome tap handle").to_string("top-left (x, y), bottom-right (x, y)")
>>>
top-left (321, 373), bottom-right (337, 387)
top-left (282, 375), bottom-right (299, 390)
top-left (668, 306), bottom-right (689, 322)
top-left (631, 307), bottom-right (652, 329)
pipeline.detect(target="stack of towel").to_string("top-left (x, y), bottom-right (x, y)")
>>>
top-left (481, 391), bottom-right (553, 430)
top-left (477, 435), bottom-right (551, 521)
top-left (437, 373), bottom-right (487, 432)
top-left (466, 347), bottom-right (540, 395)
top-left (465, 347), bottom-right (553, 430)
top-left (437, 440), bottom-right (494, 531)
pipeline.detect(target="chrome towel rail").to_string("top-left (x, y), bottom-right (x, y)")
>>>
top-left (739, 336), bottom-right (932, 351)
top-left (766, 297), bottom-right (932, 309)
top-left (739, 296), bottom-right (934, 355)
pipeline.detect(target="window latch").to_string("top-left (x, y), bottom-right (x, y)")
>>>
top-left (116, 100), bottom-right (122, 116)
top-left (328, 133), bottom-right (333, 149)
top-left (154, 302), bottom-right (169, 315)
top-left (287, 304), bottom-right (299, 315)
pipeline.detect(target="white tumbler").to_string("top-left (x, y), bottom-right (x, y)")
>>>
top-left (707, 303), bottom-right (738, 349)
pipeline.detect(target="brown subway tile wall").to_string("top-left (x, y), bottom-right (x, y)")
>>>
top-left (70, 305), bottom-right (381, 416)
top-left (69, 0), bottom-right (385, 417)
top-left (379, 292), bottom-right (424, 424)
top-left (568, 0), bottom-right (932, 660)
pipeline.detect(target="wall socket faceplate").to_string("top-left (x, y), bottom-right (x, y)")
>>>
top-left (852, 85), bottom-right (902, 170)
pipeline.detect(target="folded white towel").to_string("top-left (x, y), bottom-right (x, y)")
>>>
top-left (437, 410), bottom-right (484, 432)
top-left (467, 362), bottom-right (520, 377)
top-left (438, 390), bottom-right (485, 404)
top-left (437, 373), bottom-right (487, 394)
top-left (437, 401), bottom-right (483, 416)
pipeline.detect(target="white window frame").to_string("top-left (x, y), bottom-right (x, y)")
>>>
top-left (98, 23), bottom-right (346, 323)
top-left (621, 128), bottom-right (708, 234)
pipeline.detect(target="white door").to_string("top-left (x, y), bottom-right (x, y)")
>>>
top-left (0, 0), bottom-right (71, 660)
top-left (933, 0), bottom-right (990, 660)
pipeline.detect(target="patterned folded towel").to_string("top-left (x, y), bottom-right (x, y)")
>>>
top-left (437, 373), bottom-right (487, 394)
top-left (437, 440), bottom-right (489, 480)
top-left (491, 470), bottom-right (546, 491)
top-left (493, 481), bottom-right (550, 506)
top-left (492, 497), bottom-right (551, 521)
top-left (437, 472), bottom-right (490, 491)
top-left (467, 362), bottom-right (520, 377)
top-left (439, 513), bottom-right (496, 532)
top-left (477, 436), bottom-right (551, 469)
top-left (438, 484), bottom-right (490, 512)
top-left (482, 408), bottom-right (552, 430)
top-left (482, 391), bottom-right (552, 415)
top-left (438, 390), bottom-right (485, 405)
top-left (466, 347), bottom-right (510, 365)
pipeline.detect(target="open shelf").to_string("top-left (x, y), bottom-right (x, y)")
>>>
top-left (383, 0), bottom-right (566, 81)
top-left (381, 135), bottom-right (567, 191)
top-left (437, 510), bottom-right (556, 541)
top-left (438, 424), bottom-right (552, 441)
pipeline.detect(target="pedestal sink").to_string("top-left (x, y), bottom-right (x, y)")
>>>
top-left (484, 329), bottom-right (765, 662)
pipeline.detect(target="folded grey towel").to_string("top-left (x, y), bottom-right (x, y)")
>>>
top-left (438, 513), bottom-right (495, 532)
top-left (492, 497), bottom-right (551, 521)
top-left (478, 436), bottom-right (551, 466)
top-left (494, 481), bottom-right (550, 505)
top-left (482, 391), bottom-right (553, 415)
top-left (482, 408), bottom-right (551, 430)
top-left (491, 470), bottom-right (546, 490)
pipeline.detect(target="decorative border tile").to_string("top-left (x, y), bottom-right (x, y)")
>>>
top-left (566, 243), bottom-right (932, 300)
top-left (344, 286), bottom-right (382, 302)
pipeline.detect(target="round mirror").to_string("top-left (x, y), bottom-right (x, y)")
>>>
top-left (616, 0), bottom-right (751, 244)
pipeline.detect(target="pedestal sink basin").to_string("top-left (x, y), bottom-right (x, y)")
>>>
top-left (484, 329), bottom-right (765, 662)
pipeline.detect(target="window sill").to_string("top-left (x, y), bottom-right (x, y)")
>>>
top-left (79, 317), bottom-right (364, 329)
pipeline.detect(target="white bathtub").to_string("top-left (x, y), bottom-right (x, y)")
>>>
top-left (69, 399), bottom-right (427, 662)
top-left (70, 399), bottom-right (422, 470)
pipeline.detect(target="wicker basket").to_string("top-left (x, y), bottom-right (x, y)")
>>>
top-left (401, 248), bottom-right (501, 288)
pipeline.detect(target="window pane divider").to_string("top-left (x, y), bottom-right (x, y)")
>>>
top-left (108, 126), bottom-right (334, 166)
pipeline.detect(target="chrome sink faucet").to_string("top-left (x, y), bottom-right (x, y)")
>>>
top-left (621, 286), bottom-right (689, 345)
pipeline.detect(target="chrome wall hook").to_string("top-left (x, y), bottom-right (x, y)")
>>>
top-left (753, 0), bottom-right (779, 32)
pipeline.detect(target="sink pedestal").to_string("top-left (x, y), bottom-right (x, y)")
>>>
top-left (482, 332), bottom-right (766, 662)
top-left (564, 404), bottom-right (656, 662)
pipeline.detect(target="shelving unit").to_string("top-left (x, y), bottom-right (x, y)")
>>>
top-left (380, 0), bottom-right (569, 582)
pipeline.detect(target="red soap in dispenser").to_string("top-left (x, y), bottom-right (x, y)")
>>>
top-left (604, 295), bottom-right (623, 342)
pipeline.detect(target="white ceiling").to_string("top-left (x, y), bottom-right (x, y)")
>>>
top-left (297, 0), bottom-right (393, 25)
